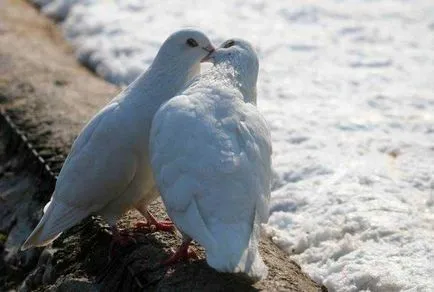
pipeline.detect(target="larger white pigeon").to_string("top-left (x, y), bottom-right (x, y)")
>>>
top-left (22, 29), bottom-right (215, 250)
top-left (150, 39), bottom-right (272, 282)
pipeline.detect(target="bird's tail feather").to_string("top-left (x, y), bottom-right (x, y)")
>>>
top-left (234, 217), bottom-right (268, 282)
top-left (206, 214), bottom-right (267, 282)
top-left (21, 199), bottom-right (89, 250)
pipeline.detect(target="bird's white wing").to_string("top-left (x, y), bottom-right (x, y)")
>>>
top-left (53, 102), bottom-right (138, 210)
top-left (22, 102), bottom-right (138, 249)
top-left (150, 90), bottom-right (272, 258)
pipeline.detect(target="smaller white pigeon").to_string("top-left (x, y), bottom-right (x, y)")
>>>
top-left (21, 29), bottom-right (214, 251)
top-left (150, 39), bottom-right (272, 282)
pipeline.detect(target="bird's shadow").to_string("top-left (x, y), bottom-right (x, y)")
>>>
top-left (63, 215), bottom-right (259, 292)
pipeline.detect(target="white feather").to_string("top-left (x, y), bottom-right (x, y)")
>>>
top-left (150, 39), bottom-right (272, 282)
top-left (21, 200), bottom-right (88, 249)
top-left (22, 29), bottom-right (214, 250)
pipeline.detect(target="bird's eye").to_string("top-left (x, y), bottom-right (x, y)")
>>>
top-left (186, 38), bottom-right (198, 47)
top-left (223, 40), bottom-right (235, 48)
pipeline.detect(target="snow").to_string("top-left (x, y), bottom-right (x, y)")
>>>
top-left (33, 0), bottom-right (434, 291)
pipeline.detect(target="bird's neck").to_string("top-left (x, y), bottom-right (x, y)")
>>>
top-left (209, 63), bottom-right (257, 105)
top-left (121, 58), bottom-right (200, 106)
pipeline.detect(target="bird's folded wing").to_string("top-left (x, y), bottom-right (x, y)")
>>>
top-left (52, 102), bottom-right (137, 211)
top-left (150, 94), bottom-right (272, 245)
top-left (238, 103), bottom-right (272, 224)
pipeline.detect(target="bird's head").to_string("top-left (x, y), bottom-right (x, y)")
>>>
top-left (204, 39), bottom-right (259, 104)
top-left (156, 28), bottom-right (215, 66)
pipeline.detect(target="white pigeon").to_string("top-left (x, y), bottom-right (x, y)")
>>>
top-left (21, 29), bottom-right (215, 250)
top-left (150, 39), bottom-right (272, 282)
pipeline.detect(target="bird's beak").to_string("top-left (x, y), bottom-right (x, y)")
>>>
top-left (201, 45), bottom-right (215, 63)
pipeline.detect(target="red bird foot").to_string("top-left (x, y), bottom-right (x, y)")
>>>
top-left (162, 239), bottom-right (198, 266)
top-left (135, 210), bottom-right (175, 233)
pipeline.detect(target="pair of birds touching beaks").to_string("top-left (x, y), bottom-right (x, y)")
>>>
top-left (22, 28), bottom-right (272, 283)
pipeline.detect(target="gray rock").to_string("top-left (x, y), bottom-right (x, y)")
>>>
top-left (49, 277), bottom-right (98, 292)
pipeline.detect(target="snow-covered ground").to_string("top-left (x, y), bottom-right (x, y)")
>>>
top-left (33, 0), bottom-right (434, 291)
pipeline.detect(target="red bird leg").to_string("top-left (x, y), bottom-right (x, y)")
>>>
top-left (109, 226), bottom-right (136, 258)
top-left (135, 210), bottom-right (174, 232)
top-left (162, 237), bottom-right (198, 266)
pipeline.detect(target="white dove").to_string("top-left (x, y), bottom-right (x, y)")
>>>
top-left (22, 29), bottom-right (215, 250)
top-left (150, 39), bottom-right (271, 282)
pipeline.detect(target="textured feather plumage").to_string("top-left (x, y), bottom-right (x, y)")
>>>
top-left (150, 40), bottom-right (271, 281)
top-left (22, 29), bottom-right (214, 250)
